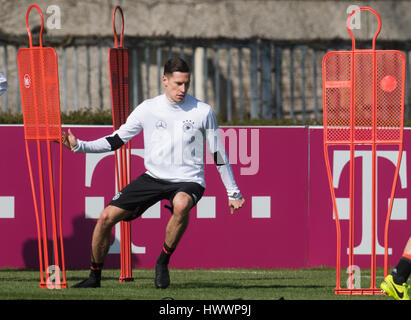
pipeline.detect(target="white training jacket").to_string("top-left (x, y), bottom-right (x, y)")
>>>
top-left (73, 94), bottom-right (242, 200)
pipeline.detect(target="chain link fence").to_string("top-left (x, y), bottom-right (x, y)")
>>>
top-left (1, 36), bottom-right (410, 124)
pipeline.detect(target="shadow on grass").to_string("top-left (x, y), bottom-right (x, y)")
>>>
top-left (170, 281), bottom-right (330, 290)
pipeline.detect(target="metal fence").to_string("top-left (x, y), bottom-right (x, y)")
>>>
top-left (1, 37), bottom-right (410, 123)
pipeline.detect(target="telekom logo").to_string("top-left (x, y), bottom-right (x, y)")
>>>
top-left (332, 150), bottom-right (407, 255)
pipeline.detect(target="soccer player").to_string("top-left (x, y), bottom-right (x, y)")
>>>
top-left (380, 236), bottom-right (411, 300)
top-left (62, 57), bottom-right (245, 288)
top-left (0, 72), bottom-right (7, 96)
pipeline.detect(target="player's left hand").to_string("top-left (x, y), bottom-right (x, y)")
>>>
top-left (229, 197), bottom-right (245, 214)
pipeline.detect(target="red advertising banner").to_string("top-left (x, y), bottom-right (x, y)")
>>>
top-left (0, 125), bottom-right (409, 270)
top-left (309, 127), bottom-right (410, 270)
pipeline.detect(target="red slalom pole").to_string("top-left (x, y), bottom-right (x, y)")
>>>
top-left (109, 5), bottom-right (134, 282)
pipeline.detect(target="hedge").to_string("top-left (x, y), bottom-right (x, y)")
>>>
top-left (0, 109), bottom-right (321, 126)
top-left (6, 109), bottom-right (409, 127)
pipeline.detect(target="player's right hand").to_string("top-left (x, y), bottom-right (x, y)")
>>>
top-left (61, 128), bottom-right (78, 150)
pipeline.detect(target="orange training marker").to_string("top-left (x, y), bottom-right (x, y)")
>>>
top-left (17, 4), bottom-right (67, 289)
top-left (323, 7), bottom-right (405, 295)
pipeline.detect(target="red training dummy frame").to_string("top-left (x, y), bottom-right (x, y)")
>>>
top-left (109, 6), bottom-right (133, 282)
top-left (17, 4), bottom-right (67, 289)
top-left (323, 7), bottom-right (405, 295)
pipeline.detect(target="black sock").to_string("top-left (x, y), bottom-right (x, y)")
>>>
top-left (89, 262), bottom-right (103, 280)
top-left (391, 256), bottom-right (411, 285)
top-left (156, 243), bottom-right (175, 265)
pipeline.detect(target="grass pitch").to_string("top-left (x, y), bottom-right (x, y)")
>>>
top-left (0, 267), bottom-right (390, 300)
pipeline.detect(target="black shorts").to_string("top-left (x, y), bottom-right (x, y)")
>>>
top-left (108, 173), bottom-right (205, 221)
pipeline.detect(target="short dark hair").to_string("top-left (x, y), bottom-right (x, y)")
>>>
top-left (163, 57), bottom-right (190, 76)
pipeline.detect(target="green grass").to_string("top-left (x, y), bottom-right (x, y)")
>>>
top-left (0, 267), bottom-right (391, 300)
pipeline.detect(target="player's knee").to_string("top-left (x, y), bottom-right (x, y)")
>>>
top-left (98, 207), bottom-right (118, 228)
top-left (172, 193), bottom-right (192, 216)
top-left (98, 211), bottom-right (112, 227)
